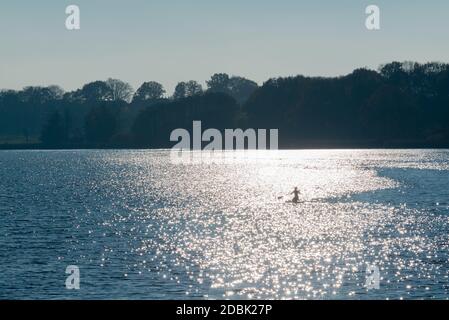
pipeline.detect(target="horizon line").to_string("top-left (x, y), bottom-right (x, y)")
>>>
top-left (2, 60), bottom-right (448, 94)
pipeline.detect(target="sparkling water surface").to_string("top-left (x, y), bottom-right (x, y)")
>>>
top-left (0, 149), bottom-right (448, 300)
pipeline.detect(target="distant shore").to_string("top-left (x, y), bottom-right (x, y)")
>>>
top-left (1, 140), bottom-right (448, 151)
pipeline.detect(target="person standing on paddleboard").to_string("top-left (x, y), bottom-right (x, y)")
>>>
top-left (291, 187), bottom-right (300, 203)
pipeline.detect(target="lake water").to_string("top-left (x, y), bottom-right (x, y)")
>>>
top-left (0, 149), bottom-right (448, 300)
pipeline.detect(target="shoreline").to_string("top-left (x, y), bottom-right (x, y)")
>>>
top-left (1, 143), bottom-right (449, 151)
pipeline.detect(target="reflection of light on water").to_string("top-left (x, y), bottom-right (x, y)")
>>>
top-left (3, 149), bottom-right (447, 299)
top-left (174, 202), bottom-right (389, 299)
top-left (108, 150), bottom-right (447, 299)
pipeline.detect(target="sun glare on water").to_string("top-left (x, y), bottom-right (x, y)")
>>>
top-left (1, 149), bottom-right (448, 299)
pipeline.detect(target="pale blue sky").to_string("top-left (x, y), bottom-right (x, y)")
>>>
top-left (1, 0), bottom-right (448, 94)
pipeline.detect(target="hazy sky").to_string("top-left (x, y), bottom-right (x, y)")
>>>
top-left (1, 0), bottom-right (449, 94)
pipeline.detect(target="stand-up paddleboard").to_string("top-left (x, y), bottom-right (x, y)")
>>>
top-left (285, 199), bottom-right (303, 204)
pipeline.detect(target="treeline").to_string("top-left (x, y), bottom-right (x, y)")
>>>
top-left (1, 62), bottom-right (449, 149)
top-left (245, 62), bottom-right (449, 147)
top-left (0, 74), bottom-right (257, 147)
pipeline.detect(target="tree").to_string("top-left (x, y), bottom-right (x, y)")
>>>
top-left (379, 61), bottom-right (404, 79)
top-left (132, 92), bottom-right (238, 148)
top-left (84, 106), bottom-right (118, 144)
top-left (133, 81), bottom-right (165, 102)
top-left (79, 81), bottom-right (112, 101)
top-left (207, 73), bottom-right (258, 104)
top-left (106, 78), bottom-right (134, 102)
top-left (185, 80), bottom-right (203, 97)
top-left (206, 73), bottom-right (230, 93)
top-left (47, 85), bottom-right (65, 100)
top-left (173, 80), bottom-right (203, 99)
top-left (2, 61), bottom-right (449, 149)
top-left (228, 77), bottom-right (258, 104)
top-left (19, 86), bottom-right (65, 104)
top-left (173, 82), bottom-right (187, 100)
top-left (41, 111), bottom-right (68, 146)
